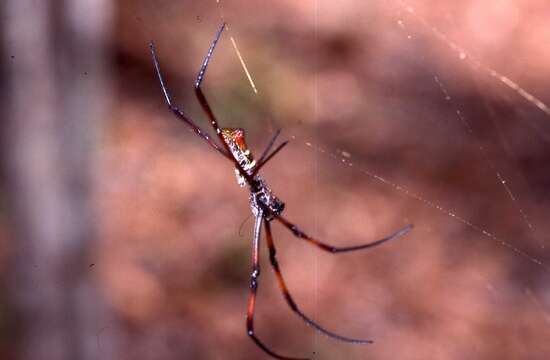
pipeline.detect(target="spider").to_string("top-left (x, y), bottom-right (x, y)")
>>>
top-left (149, 23), bottom-right (413, 360)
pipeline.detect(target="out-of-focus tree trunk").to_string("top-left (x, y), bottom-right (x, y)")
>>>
top-left (2, 1), bottom-right (118, 359)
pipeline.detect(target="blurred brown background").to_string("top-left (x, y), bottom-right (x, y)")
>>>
top-left (1, 0), bottom-right (550, 359)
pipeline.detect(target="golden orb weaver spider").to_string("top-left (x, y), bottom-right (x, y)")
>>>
top-left (149, 23), bottom-right (413, 360)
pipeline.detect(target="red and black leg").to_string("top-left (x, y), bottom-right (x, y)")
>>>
top-left (149, 42), bottom-right (230, 159)
top-left (264, 219), bottom-right (374, 344)
top-left (192, 23), bottom-right (254, 183)
top-left (246, 209), bottom-right (308, 360)
top-left (276, 216), bottom-right (413, 253)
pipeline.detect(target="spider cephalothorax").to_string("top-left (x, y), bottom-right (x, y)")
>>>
top-left (221, 128), bottom-right (256, 185)
top-left (150, 22), bottom-right (413, 360)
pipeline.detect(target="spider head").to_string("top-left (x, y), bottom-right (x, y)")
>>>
top-left (222, 128), bottom-right (256, 185)
top-left (221, 128), bottom-right (248, 153)
top-left (222, 128), bottom-right (255, 165)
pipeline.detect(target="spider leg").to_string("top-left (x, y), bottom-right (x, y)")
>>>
top-left (149, 42), bottom-right (230, 159)
top-left (247, 210), bottom-right (309, 360)
top-left (276, 215), bottom-right (413, 253)
top-left (257, 129), bottom-right (281, 165)
top-left (264, 220), bottom-right (374, 344)
top-left (253, 140), bottom-right (289, 176)
top-left (193, 23), bottom-right (254, 183)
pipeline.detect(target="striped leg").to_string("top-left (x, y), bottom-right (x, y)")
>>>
top-left (276, 216), bottom-right (413, 254)
top-left (264, 220), bottom-right (373, 344)
top-left (193, 23), bottom-right (254, 184)
top-left (149, 42), bottom-right (230, 159)
top-left (247, 210), bottom-right (308, 360)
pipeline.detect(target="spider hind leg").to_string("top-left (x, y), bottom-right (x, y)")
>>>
top-left (264, 220), bottom-right (374, 344)
top-left (276, 216), bottom-right (413, 254)
top-left (247, 210), bottom-right (309, 360)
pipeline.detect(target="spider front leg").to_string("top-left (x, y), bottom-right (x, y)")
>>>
top-left (276, 216), bottom-right (413, 253)
top-left (149, 42), bottom-right (230, 159)
top-left (254, 140), bottom-right (289, 176)
top-left (192, 23), bottom-right (254, 184)
top-left (264, 219), bottom-right (374, 344)
top-left (257, 129), bottom-right (282, 165)
top-left (247, 209), bottom-right (308, 360)
top-left (253, 129), bottom-right (289, 175)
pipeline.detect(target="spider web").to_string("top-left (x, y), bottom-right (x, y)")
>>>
top-left (219, 0), bottom-right (550, 357)
top-left (111, 0), bottom-right (550, 359)
top-left (215, 0), bottom-right (550, 357)
top-left (299, 2), bottom-right (550, 358)
top-left (291, 2), bottom-right (547, 268)
top-left (218, 0), bottom-right (549, 270)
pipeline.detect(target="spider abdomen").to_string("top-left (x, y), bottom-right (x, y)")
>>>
top-left (250, 176), bottom-right (285, 220)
